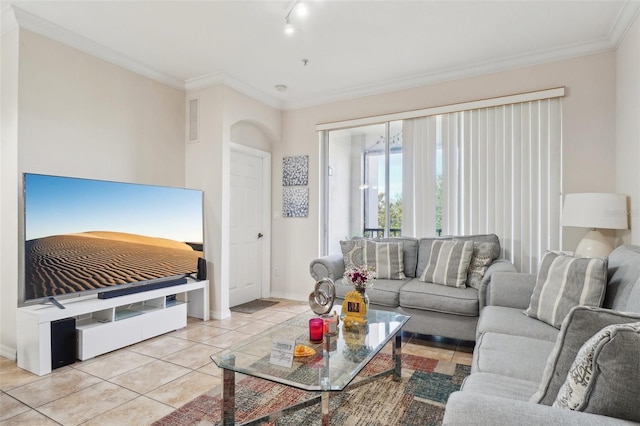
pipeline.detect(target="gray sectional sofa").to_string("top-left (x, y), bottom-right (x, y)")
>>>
top-left (443, 244), bottom-right (640, 425)
top-left (309, 234), bottom-right (516, 341)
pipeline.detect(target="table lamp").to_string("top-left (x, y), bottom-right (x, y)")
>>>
top-left (561, 193), bottom-right (628, 258)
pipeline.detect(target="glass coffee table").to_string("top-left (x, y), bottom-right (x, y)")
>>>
top-left (211, 307), bottom-right (410, 425)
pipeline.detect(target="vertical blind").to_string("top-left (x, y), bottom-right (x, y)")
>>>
top-left (403, 97), bottom-right (562, 273)
top-left (402, 116), bottom-right (438, 237)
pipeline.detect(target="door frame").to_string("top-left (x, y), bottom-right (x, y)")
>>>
top-left (229, 142), bottom-right (272, 299)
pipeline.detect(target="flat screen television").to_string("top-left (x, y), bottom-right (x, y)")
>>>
top-left (20, 173), bottom-right (204, 306)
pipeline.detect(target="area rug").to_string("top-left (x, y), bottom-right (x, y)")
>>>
top-left (153, 352), bottom-right (470, 426)
top-left (230, 299), bottom-right (279, 314)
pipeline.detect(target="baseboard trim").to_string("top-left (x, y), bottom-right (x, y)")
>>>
top-left (210, 308), bottom-right (231, 320)
top-left (0, 344), bottom-right (17, 361)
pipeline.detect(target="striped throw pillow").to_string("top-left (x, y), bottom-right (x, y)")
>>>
top-left (524, 252), bottom-right (608, 329)
top-left (419, 240), bottom-right (474, 288)
top-left (363, 240), bottom-right (406, 280)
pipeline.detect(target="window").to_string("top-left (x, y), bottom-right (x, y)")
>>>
top-left (402, 99), bottom-right (562, 273)
top-left (320, 88), bottom-right (564, 272)
top-left (323, 121), bottom-right (402, 254)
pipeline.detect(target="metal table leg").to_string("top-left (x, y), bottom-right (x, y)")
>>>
top-left (321, 332), bottom-right (331, 425)
top-left (221, 355), bottom-right (236, 426)
top-left (393, 331), bottom-right (402, 381)
top-left (321, 391), bottom-right (330, 426)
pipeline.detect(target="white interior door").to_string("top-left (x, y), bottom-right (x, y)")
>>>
top-left (229, 150), bottom-right (265, 307)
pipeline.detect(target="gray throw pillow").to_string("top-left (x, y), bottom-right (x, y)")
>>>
top-left (450, 233), bottom-right (501, 260)
top-left (524, 252), bottom-right (607, 328)
top-left (340, 239), bottom-right (365, 270)
top-left (553, 321), bottom-right (640, 422)
top-left (340, 239), bottom-right (405, 280)
top-left (463, 241), bottom-right (497, 289)
top-left (530, 306), bottom-right (640, 406)
top-left (419, 240), bottom-right (474, 288)
top-left (363, 240), bottom-right (405, 280)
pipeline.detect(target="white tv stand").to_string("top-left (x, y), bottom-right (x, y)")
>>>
top-left (17, 279), bottom-right (209, 376)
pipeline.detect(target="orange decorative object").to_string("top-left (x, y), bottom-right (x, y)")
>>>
top-left (294, 344), bottom-right (316, 357)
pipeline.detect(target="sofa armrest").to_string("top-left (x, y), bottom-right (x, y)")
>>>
top-left (477, 260), bottom-right (518, 309)
top-left (443, 392), bottom-right (639, 426)
top-left (483, 272), bottom-right (537, 309)
top-left (309, 254), bottom-right (345, 282)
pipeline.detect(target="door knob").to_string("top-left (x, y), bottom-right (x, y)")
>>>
top-left (258, 233), bottom-right (264, 239)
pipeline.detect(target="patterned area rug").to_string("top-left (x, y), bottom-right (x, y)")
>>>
top-left (230, 299), bottom-right (279, 314)
top-left (154, 352), bottom-right (470, 426)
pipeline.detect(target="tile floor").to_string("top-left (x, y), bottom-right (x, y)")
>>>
top-left (0, 299), bottom-right (473, 425)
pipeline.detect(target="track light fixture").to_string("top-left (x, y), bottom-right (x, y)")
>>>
top-left (284, 0), bottom-right (308, 35)
top-left (284, 18), bottom-right (294, 35)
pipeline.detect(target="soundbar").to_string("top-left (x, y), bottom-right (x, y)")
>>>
top-left (98, 277), bottom-right (188, 299)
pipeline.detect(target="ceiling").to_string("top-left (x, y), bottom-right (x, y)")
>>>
top-left (2, 1), bottom-right (639, 110)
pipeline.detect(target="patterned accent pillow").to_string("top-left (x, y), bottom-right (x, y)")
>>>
top-left (553, 321), bottom-right (640, 422)
top-left (419, 240), bottom-right (474, 288)
top-left (363, 240), bottom-right (405, 280)
top-left (524, 252), bottom-right (607, 328)
top-left (340, 239), bottom-right (406, 280)
top-left (340, 239), bottom-right (365, 270)
top-left (462, 241), bottom-right (497, 289)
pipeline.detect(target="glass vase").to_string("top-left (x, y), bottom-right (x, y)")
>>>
top-left (356, 287), bottom-right (370, 311)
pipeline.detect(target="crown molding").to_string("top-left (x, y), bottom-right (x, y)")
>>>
top-left (282, 38), bottom-right (616, 110)
top-left (609, 0), bottom-right (640, 49)
top-left (282, 1), bottom-right (640, 111)
top-left (185, 72), bottom-right (283, 110)
top-left (9, 5), bottom-right (184, 91)
top-left (5, 2), bottom-right (639, 112)
top-left (1, 3), bottom-right (18, 36)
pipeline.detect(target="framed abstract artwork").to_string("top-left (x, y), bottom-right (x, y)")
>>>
top-left (283, 187), bottom-right (309, 218)
top-left (282, 155), bottom-right (309, 186)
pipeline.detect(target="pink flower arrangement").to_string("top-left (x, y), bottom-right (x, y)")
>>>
top-left (343, 264), bottom-right (376, 291)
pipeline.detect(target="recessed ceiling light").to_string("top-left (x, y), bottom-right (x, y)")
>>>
top-left (275, 85), bottom-right (288, 92)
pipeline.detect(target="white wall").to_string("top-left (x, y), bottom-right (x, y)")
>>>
top-left (185, 85), bottom-right (281, 319)
top-left (18, 31), bottom-right (186, 184)
top-left (0, 29), bottom-right (186, 359)
top-left (0, 28), bottom-right (20, 359)
top-left (616, 14), bottom-right (640, 244)
top-left (275, 52), bottom-right (618, 300)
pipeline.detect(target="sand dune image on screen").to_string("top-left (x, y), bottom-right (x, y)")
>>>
top-left (24, 231), bottom-right (203, 300)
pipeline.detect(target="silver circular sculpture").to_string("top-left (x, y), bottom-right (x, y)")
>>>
top-left (309, 277), bottom-right (336, 315)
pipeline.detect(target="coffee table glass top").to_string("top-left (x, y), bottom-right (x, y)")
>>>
top-left (211, 308), bottom-right (409, 391)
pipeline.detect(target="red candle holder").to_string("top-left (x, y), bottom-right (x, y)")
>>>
top-left (309, 318), bottom-right (323, 343)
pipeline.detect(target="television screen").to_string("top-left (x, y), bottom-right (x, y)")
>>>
top-left (21, 173), bottom-right (204, 304)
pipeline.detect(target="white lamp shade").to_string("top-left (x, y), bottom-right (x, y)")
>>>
top-left (561, 193), bottom-right (628, 230)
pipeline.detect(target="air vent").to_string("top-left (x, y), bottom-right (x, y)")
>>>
top-left (188, 98), bottom-right (199, 143)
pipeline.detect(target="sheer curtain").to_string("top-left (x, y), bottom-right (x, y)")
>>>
top-left (403, 97), bottom-right (562, 273)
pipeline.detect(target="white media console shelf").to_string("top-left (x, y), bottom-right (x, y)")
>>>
top-left (17, 279), bottom-right (209, 376)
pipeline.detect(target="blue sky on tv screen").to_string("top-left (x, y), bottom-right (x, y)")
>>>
top-left (25, 174), bottom-right (203, 243)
